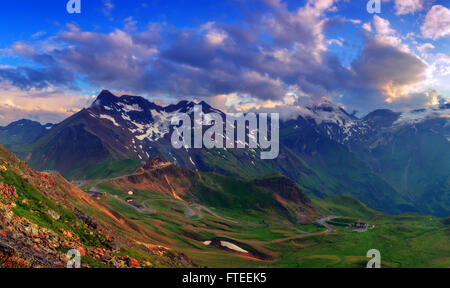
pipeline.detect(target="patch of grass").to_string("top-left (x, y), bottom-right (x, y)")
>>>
top-left (81, 256), bottom-right (112, 268)
top-left (83, 158), bottom-right (142, 180)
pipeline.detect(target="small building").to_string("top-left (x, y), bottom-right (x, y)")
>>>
top-left (348, 222), bottom-right (368, 229)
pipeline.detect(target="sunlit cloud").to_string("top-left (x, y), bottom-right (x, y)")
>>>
top-left (0, 81), bottom-right (92, 125)
top-left (421, 5), bottom-right (450, 40)
top-left (393, 0), bottom-right (425, 15)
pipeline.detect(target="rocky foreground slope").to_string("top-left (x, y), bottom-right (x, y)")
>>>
top-left (0, 145), bottom-right (193, 268)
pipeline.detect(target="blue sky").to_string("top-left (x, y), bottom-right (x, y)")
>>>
top-left (0, 0), bottom-right (449, 125)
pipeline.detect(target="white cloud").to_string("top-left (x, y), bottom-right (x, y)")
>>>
top-left (421, 5), bottom-right (450, 40)
top-left (362, 22), bottom-right (372, 32)
top-left (31, 31), bottom-right (47, 39)
top-left (327, 39), bottom-right (343, 46)
top-left (124, 17), bottom-right (137, 31)
top-left (373, 15), bottom-right (404, 48)
top-left (417, 43), bottom-right (435, 55)
top-left (394, 0), bottom-right (425, 15)
top-left (201, 22), bottom-right (228, 46)
top-left (373, 15), bottom-right (395, 35)
top-left (102, 0), bottom-right (115, 19)
top-left (262, 0), bottom-right (339, 62)
top-left (423, 53), bottom-right (450, 94)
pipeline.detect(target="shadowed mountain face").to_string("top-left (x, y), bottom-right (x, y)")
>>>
top-left (2, 90), bottom-right (449, 216)
top-left (280, 102), bottom-right (450, 216)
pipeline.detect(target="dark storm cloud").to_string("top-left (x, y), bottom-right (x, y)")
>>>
top-left (351, 40), bottom-right (427, 89)
top-left (338, 39), bottom-right (428, 112)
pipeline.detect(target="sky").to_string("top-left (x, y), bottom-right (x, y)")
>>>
top-left (0, 0), bottom-right (449, 125)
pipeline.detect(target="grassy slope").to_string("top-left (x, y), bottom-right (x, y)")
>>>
top-left (274, 196), bottom-right (450, 267)
top-left (368, 128), bottom-right (450, 216)
top-left (98, 188), bottom-right (450, 267)
top-left (95, 167), bottom-right (449, 268)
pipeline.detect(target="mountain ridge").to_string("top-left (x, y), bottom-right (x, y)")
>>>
top-left (0, 119), bottom-right (54, 148)
top-left (2, 90), bottom-right (449, 217)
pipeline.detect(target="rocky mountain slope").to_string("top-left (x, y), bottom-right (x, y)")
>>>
top-left (0, 145), bottom-right (193, 268)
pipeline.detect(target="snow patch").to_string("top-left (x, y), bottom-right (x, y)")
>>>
top-left (128, 109), bottom-right (181, 142)
top-left (220, 241), bottom-right (248, 253)
top-left (99, 114), bottom-right (120, 127)
top-left (117, 102), bottom-right (143, 112)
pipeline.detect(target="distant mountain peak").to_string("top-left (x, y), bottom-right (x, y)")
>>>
top-left (363, 109), bottom-right (400, 120)
top-left (92, 90), bottom-right (118, 107)
top-left (99, 89), bottom-right (116, 98)
top-left (439, 102), bottom-right (450, 110)
top-left (0, 119), bottom-right (51, 147)
top-left (5, 119), bottom-right (41, 127)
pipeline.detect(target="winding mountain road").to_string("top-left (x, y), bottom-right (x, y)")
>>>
top-left (143, 199), bottom-right (197, 218)
top-left (76, 169), bottom-right (338, 235)
top-left (316, 216), bottom-right (339, 234)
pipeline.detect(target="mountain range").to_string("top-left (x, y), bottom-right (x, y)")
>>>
top-left (1, 90), bottom-right (449, 267)
top-left (0, 119), bottom-right (53, 148)
top-left (2, 90), bottom-right (449, 217)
